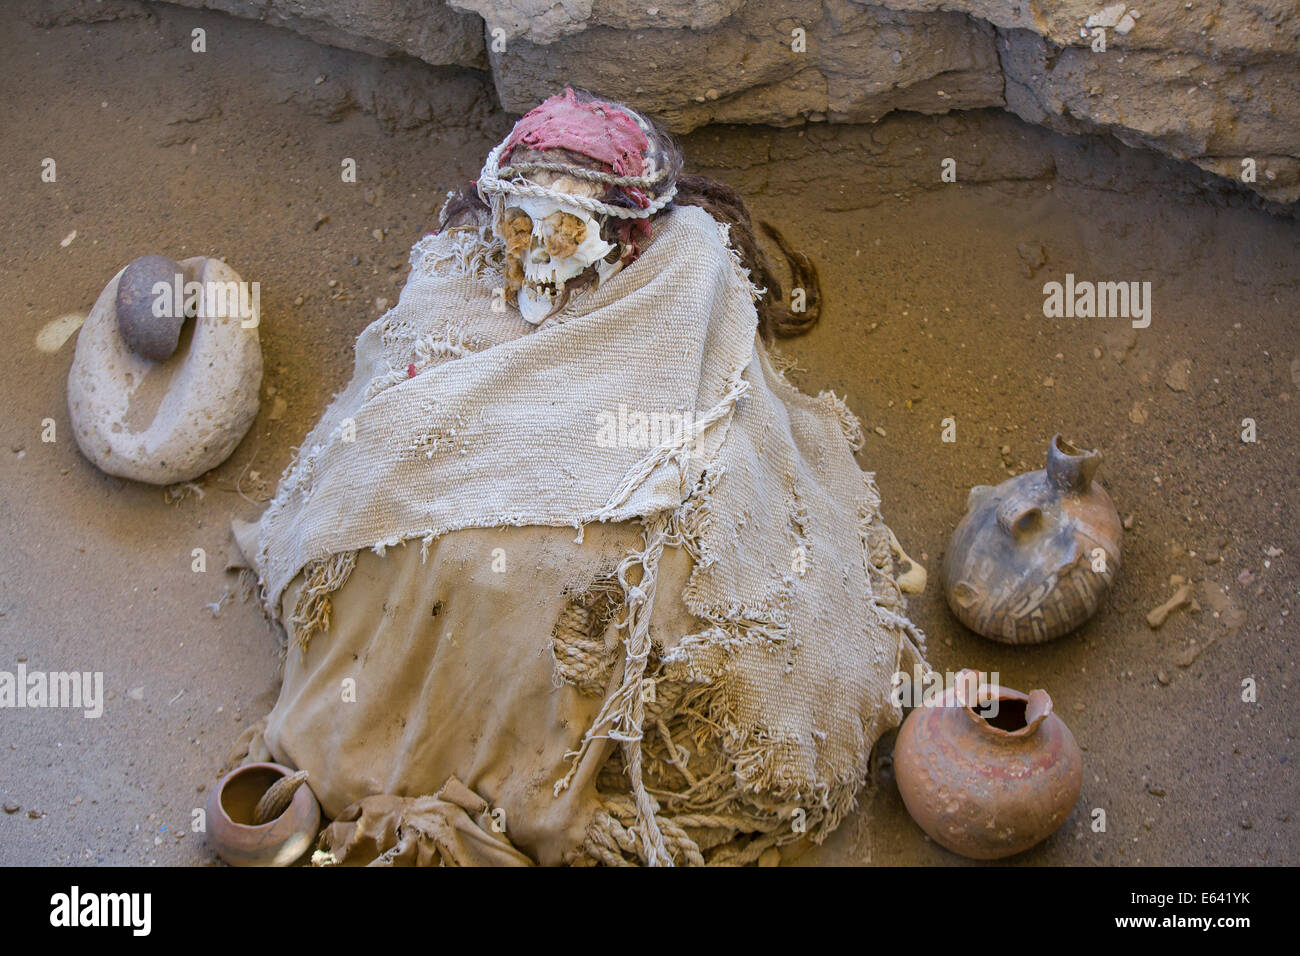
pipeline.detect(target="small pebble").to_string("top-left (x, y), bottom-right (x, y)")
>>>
top-left (1156, 670), bottom-right (1171, 685)
top-left (1164, 358), bottom-right (1192, 392)
top-left (3, 802), bottom-right (19, 814)
top-left (1176, 637), bottom-right (1215, 667)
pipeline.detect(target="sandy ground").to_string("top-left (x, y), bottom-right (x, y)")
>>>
top-left (0, 5), bottom-right (1296, 866)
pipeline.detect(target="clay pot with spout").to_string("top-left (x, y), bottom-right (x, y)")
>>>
top-left (943, 434), bottom-right (1121, 644)
top-left (206, 762), bottom-right (320, 867)
top-left (894, 670), bottom-right (1082, 859)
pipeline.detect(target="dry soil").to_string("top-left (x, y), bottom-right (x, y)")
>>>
top-left (0, 3), bottom-right (1295, 866)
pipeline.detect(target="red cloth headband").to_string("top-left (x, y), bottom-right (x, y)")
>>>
top-left (501, 88), bottom-right (650, 179)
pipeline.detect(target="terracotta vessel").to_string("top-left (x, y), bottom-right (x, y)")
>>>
top-left (943, 434), bottom-right (1121, 644)
top-left (894, 670), bottom-right (1082, 859)
top-left (206, 762), bottom-right (320, 867)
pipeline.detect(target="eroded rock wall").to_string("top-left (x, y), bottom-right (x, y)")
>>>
top-left (164, 0), bottom-right (489, 67)
top-left (38, 0), bottom-right (1300, 203)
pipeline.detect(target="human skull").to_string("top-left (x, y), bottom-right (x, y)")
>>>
top-left (497, 158), bottom-right (623, 323)
top-left (503, 195), bottom-right (617, 324)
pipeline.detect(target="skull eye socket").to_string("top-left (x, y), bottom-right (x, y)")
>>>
top-left (506, 207), bottom-right (590, 261)
top-left (544, 212), bottom-right (587, 259)
top-left (504, 210), bottom-right (533, 254)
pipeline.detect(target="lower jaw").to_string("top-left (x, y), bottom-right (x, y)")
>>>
top-left (519, 283), bottom-right (559, 324)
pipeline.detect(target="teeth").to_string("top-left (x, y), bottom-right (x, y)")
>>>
top-left (518, 283), bottom-right (554, 324)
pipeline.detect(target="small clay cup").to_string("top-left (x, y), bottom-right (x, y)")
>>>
top-left (206, 762), bottom-right (320, 867)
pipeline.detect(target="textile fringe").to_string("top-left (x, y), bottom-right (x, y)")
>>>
top-left (819, 390), bottom-right (866, 453)
top-left (572, 464), bottom-right (927, 866)
top-left (568, 472), bottom-right (804, 867)
top-left (236, 568), bottom-right (258, 604)
top-left (590, 374), bottom-right (749, 524)
top-left (290, 550), bottom-right (358, 653)
top-left (714, 220), bottom-right (765, 304)
top-left (411, 222), bottom-right (504, 281)
top-left (556, 513), bottom-right (674, 866)
top-left (859, 500), bottom-right (928, 657)
top-left (559, 356), bottom-right (756, 865)
top-left (364, 325), bottom-right (484, 403)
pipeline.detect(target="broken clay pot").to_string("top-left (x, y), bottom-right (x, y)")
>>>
top-left (943, 434), bottom-right (1121, 644)
top-left (206, 762), bottom-right (320, 867)
top-left (894, 670), bottom-right (1082, 860)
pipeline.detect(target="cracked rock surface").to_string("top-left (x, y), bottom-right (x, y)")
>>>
top-left (53, 0), bottom-right (1294, 203)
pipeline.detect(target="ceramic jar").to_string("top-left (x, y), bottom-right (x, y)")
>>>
top-left (894, 670), bottom-right (1083, 860)
top-left (943, 434), bottom-right (1121, 644)
top-left (206, 762), bottom-right (320, 867)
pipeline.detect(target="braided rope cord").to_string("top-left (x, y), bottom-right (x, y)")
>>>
top-left (503, 159), bottom-right (669, 190)
top-left (477, 142), bottom-right (678, 221)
